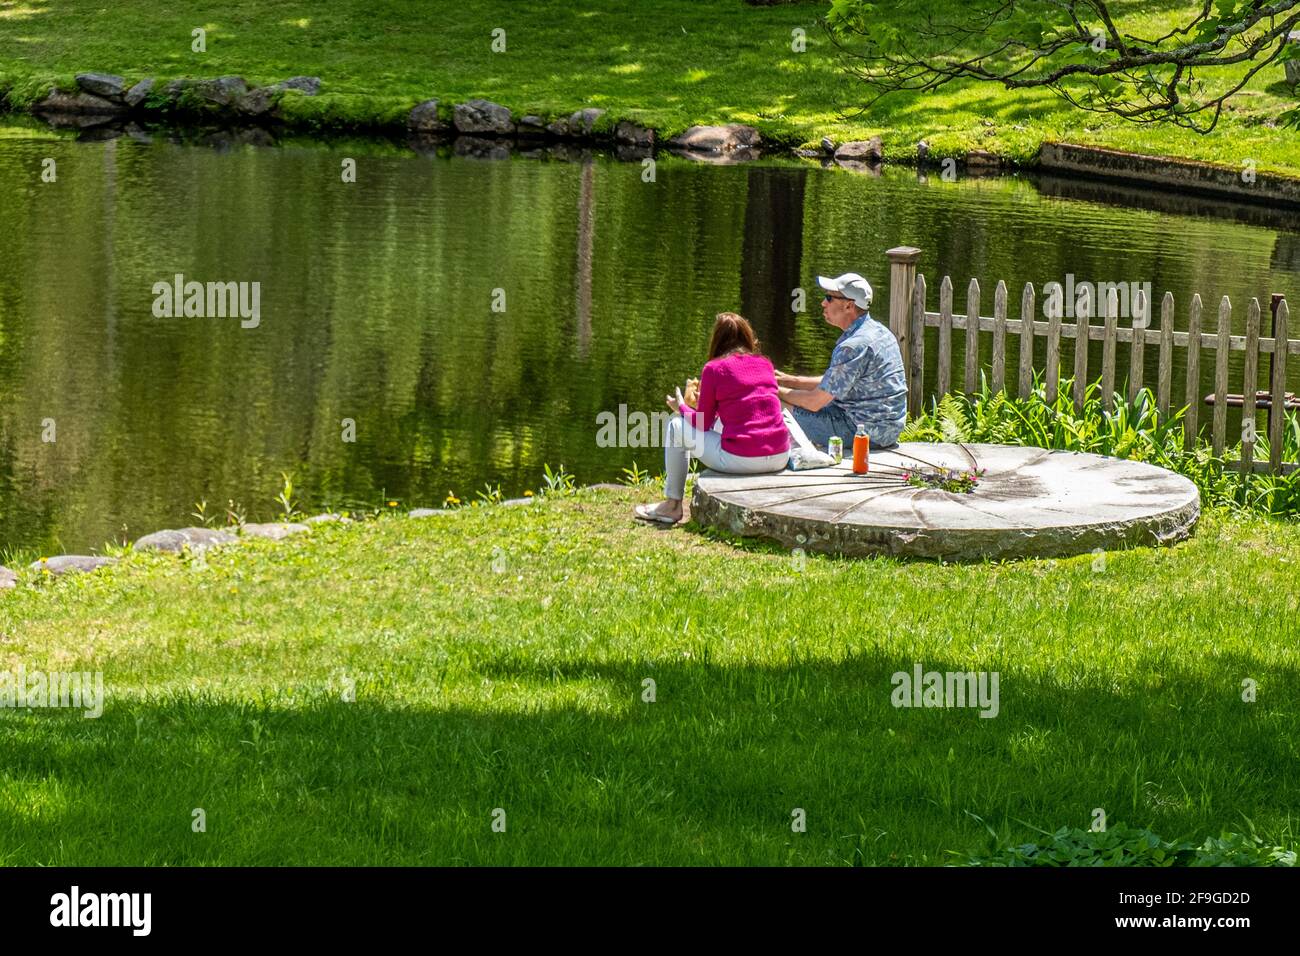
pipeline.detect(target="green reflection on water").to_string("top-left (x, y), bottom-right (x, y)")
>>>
top-left (0, 125), bottom-right (1296, 553)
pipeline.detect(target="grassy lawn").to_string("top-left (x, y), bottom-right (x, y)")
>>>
top-left (1, 486), bottom-right (1297, 865)
top-left (0, 1), bottom-right (1296, 174)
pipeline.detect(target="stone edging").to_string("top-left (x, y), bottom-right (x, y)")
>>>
top-left (1038, 141), bottom-right (1300, 209)
top-left (30, 73), bottom-right (323, 124)
top-left (0, 71), bottom-right (1025, 172)
top-left (0, 485), bottom-right (639, 589)
top-left (8, 73), bottom-right (1299, 204)
top-left (8, 76), bottom-right (931, 171)
top-left (10, 73), bottom-right (773, 162)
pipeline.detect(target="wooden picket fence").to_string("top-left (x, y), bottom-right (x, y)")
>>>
top-left (883, 247), bottom-right (1299, 475)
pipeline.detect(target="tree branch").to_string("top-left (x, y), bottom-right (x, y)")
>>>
top-left (826, 0), bottom-right (1300, 133)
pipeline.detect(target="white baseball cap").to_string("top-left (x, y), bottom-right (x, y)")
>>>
top-left (817, 273), bottom-right (873, 311)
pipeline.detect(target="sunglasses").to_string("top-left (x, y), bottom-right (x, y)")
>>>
top-left (823, 293), bottom-right (849, 302)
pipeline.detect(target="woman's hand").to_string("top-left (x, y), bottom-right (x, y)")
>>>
top-left (665, 386), bottom-right (686, 413)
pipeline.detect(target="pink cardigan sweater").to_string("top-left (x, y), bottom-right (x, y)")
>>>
top-left (679, 352), bottom-right (789, 458)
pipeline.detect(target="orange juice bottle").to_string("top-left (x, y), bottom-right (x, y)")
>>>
top-left (852, 425), bottom-right (870, 474)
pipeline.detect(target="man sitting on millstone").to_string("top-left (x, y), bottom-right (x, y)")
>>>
top-left (776, 272), bottom-right (907, 451)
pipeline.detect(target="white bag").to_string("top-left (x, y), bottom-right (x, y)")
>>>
top-left (782, 408), bottom-right (836, 470)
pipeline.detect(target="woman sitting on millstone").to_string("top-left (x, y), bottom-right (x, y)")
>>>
top-left (634, 312), bottom-right (790, 526)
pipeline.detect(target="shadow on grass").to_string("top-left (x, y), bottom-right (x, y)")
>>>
top-left (1, 646), bottom-right (1296, 866)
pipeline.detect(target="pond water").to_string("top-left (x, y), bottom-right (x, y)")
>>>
top-left (0, 122), bottom-right (1297, 554)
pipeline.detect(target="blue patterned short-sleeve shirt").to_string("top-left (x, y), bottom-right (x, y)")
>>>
top-left (819, 314), bottom-right (907, 436)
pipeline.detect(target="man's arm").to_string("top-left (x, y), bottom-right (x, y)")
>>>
top-left (779, 386), bottom-right (835, 412)
top-left (775, 371), bottom-right (823, 390)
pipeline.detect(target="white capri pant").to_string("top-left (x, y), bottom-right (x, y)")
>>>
top-left (662, 414), bottom-right (789, 500)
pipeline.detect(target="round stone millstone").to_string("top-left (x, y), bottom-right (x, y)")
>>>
top-left (690, 443), bottom-right (1200, 561)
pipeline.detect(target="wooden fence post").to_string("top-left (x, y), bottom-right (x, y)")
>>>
top-left (1184, 294), bottom-right (1203, 451)
top-left (910, 274), bottom-right (927, 416)
top-left (992, 280), bottom-right (1008, 394)
top-left (1073, 285), bottom-right (1091, 412)
top-left (1269, 298), bottom-right (1290, 474)
top-left (1129, 289), bottom-right (1147, 402)
top-left (1241, 298), bottom-right (1261, 478)
top-left (938, 276), bottom-right (954, 397)
top-left (1102, 287), bottom-right (1119, 410)
top-left (1018, 283), bottom-right (1036, 399)
top-left (965, 278), bottom-right (982, 395)
top-left (1212, 296), bottom-right (1232, 456)
top-left (1157, 292), bottom-right (1174, 416)
top-left (886, 246), bottom-right (922, 394)
top-left (1269, 293), bottom-right (1284, 441)
top-left (1045, 287), bottom-right (1062, 405)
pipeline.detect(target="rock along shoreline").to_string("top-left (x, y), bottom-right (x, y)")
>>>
top-left (6, 72), bottom-right (775, 165)
top-left (0, 491), bottom-right (579, 589)
top-left (7, 71), bottom-right (1300, 206)
top-left (1, 72), bottom-right (1023, 173)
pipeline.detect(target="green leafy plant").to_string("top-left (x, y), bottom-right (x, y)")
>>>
top-left (621, 461), bottom-right (657, 487)
top-left (475, 483), bottom-right (504, 505)
top-left (964, 823), bottom-right (1296, 867)
top-left (902, 467), bottom-right (983, 493)
top-left (274, 473), bottom-right (300, 520)
top-left (903, 375), bottom-right (1300, 518)
top-left (541, 463), bottom-right (577, 496)
top-left (190, 499), bottom-right (215, 527)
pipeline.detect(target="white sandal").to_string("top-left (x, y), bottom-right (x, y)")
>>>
top-left (634, 503), bottom-right (681, 525)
